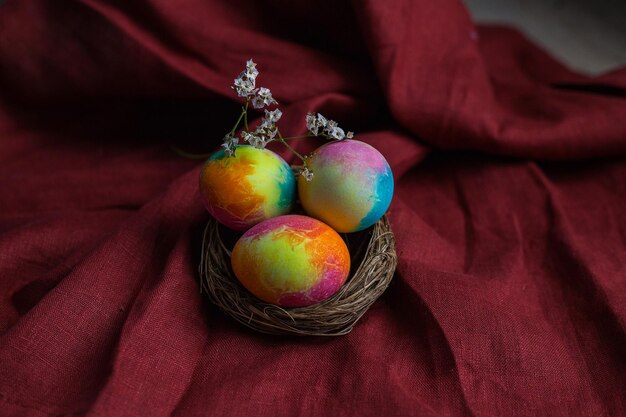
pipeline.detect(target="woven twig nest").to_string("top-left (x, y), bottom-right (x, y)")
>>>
top-left (199, 215), bottom-right (397, 336)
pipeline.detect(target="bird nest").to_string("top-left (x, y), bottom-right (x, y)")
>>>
top-left (199, 215), bottom-right (397, 336)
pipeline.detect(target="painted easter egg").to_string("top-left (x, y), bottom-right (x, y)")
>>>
top-left (231, 215), bottom-right (351, 307)
top-left (199, 145), bottom-right (296, 231)
top-left (298, 140), bottom-right (394, 233)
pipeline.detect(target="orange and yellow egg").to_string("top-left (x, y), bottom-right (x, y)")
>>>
top-left (199, 145), bottom-right (296, 231)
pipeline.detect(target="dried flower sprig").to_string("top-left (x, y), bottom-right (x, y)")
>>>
top-left (224, 59), bottom-right (353, 181)
top-left (232, 60), bottom-right (259, 98)
top-left (221, 133), bottom-right (239, 157)
top-left (298, 166), bottom-right (315, 182)
top-left (305, 113), bottom-right (354, 140)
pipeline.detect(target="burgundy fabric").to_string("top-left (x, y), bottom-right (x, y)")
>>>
top-left (1, 0), bottom-right (625, 416)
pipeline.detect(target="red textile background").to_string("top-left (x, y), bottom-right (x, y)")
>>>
top-left (1, 0), bottom-right (625, 416)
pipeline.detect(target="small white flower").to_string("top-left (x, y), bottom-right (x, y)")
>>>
top-left (346, 131), bottom-right (354, 139)
top-left (241, 131), bottom-right (267, 149)
top-left (305, 112), bottom-right (331, 136)
top-left (328, 126), bottom-right (345, 140)
top-left (263, 108), bottom-right (282, 125)
top-left (306, 116), bottom-right (350, 140)
top-left (256, 110), bottom-right (280, 141)
top-left (240, 131), bottom-right (254, 143)
top-left (233, 75), bottom-right (256, 98)
top-left (305, 113), bottom-right (318, 135)
top-left (252, 87), bottom-right (278, 109)
top-left (221, 133), bottom-right (239, 156)
top-left (256, 125), bottom-right (277, 141)
top-left (265, 126), bottom-right (278, 140)
top-left (324, 119), bottom-right (337, 132)
top-left (250, 137), bottom-right (266, 149)
top-left (316, 113), bottom-right (328, 129)
top-left (299, 166), bottom-right (314, 182)
top-left (245, 59), bottom-right (258, 80)
top-left (232, 59), bottom-right (259, 98)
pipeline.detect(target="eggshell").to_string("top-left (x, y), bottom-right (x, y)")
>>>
top-left (199, 145), bottom-right (296, 231)
top-left (298, 140), bottom-right (394, 233)
top-left (231, 215), bottom-right (351, 307)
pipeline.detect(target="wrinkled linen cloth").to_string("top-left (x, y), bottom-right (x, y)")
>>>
top-left (1, 1), bottom-right (625, 416)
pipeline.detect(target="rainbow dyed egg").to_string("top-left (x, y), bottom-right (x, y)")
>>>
top-left (199, 145), bottom-right (296, 231)
top-left (298, 140), bottom-right (394, 233)
top-left (231, 215), bottom-right (351, 307)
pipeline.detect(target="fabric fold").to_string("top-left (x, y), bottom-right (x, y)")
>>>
top-left (1, 0), bottom-right (625, 416)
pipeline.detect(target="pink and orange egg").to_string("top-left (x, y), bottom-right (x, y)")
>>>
top-left (231, 215), bottom-right (350, 307)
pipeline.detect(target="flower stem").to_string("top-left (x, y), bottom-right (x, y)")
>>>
top-left (282, 134), bottom-right (314, 141)
top-left (230, 101), bottom-right (249, 135)
top-left (278, 132), bottom-right (307, 163)
top-left (230, 111), bottom-right (245, 135)
top-left (171, 146), bottom-right (213, 160)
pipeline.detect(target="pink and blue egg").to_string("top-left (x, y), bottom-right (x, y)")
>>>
top-left (298, 139), bottom-right (394, 233)
top-left (231, 215), bottom-right (351, 307)
top-left (199, 145), bottom-right (296, 231)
